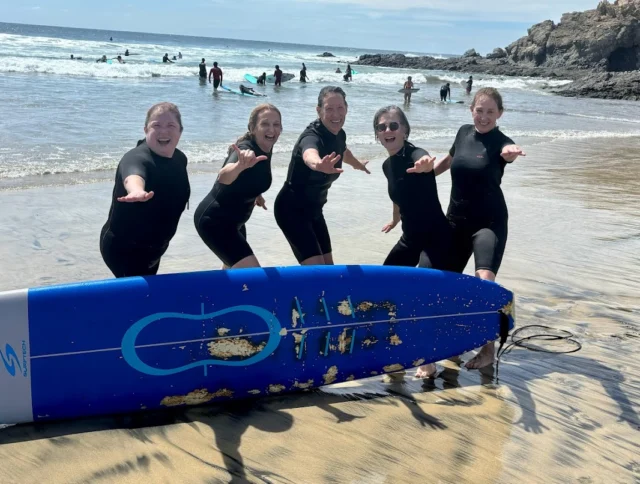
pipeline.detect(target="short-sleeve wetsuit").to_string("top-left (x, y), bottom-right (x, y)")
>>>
top-left (382, 141), bottom-right (452, 269)
top-left (274, 119), bottom-right (345, 262)
top-left (100, 139), bottom-right (190, 277)
top-left (446, 124), bottom-right (515, 274)
top-left (194, 138), bottom-right (272, 267)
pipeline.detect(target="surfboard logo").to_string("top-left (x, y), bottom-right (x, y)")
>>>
top-left (1, 343), bottom-right (20, 377)
top-left (121, 304), bottom-right (283, 377)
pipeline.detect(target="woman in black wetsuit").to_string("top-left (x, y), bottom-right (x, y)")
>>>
top-left (194, 103), bottom-right (282, 269)
top-left (435, 87), bottom-right (525, 370)
top-left (375, 105), bottom-right (452, 270)
top-left (274, 86), bottom-right (370, 265)
top-left (100, 102), bottom-right (191, 278)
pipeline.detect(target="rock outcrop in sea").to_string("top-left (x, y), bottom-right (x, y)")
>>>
top-left (355, 0), bottom-right (640, 100)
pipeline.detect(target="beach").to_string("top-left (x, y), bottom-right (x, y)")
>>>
top-left (1, 134), bottom-right (639, 483)
top-left (2, 21), bottom-right (640, 484)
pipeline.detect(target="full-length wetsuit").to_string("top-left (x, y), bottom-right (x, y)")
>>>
top-left (446, 124), bottom-right (515, 274)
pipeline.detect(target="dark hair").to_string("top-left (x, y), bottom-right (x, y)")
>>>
top-left (317, 86), bottom-right (347, 108)
top-left (228, 103), bottom-right (282, 154)
top-left (472, 87), bottom-right (504, 111)
top-left (201, 58), bottom-right (205, 62)
top-left (275, 64), bottom-right (280, 69)
top-left (145, 102), bottom-right (183, 132)
top-left (213, 61), bottom-right (218, 67)
top-left (372, 105), bottom-right (410, 139)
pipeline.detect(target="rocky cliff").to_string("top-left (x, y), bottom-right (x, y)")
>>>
top-left (355, 0), bottom-right (640, 100)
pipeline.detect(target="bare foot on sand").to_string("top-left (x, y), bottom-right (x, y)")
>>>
top-left (415, 363), bottom-right (438, 379)
top-left (464, 342), bottom-right (495, 369)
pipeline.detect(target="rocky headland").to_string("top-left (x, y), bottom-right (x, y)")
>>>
top-left (355, 0), bottom-right (640, 100)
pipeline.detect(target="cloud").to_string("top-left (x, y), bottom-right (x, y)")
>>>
top-left (29, 5), bottom-right (41, 9)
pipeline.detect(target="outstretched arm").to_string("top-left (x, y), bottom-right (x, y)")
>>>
top-left (342, 148), bottom-right (370, 174)
top-left (434, 154), bottom-right (452, 176)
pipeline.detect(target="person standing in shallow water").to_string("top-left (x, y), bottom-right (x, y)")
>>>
top-left (194, 104), bottom-right (282, 269)
top-left (428, 87), bottom-right (525, 373)
top-left (274, 86), bottom-right (370, 265)
top-left (100, 102), bottom-right (190, 278)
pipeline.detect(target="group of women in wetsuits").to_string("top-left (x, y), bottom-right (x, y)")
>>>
top-left (100, 85), bottom-right (525, 372)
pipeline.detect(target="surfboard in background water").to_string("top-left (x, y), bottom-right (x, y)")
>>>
top-left (266, 73), bottom-right (295, 84)
top-left (0, 265), bottom-right (514, 424)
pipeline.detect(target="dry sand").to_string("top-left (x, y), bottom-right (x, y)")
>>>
top-left (0, 138), bottom-right (639, 483)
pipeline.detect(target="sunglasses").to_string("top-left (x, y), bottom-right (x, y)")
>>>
top-left (376, 122), bottom-right (400, 133)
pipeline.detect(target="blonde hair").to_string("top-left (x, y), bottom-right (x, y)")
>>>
top-left (228, 103), bottom-right (282, 154)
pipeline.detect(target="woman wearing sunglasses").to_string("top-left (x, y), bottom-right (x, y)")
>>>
top-left (375, 105), bottom-right (453, 379)
top-left (376, 105), bottom-right (452, 271)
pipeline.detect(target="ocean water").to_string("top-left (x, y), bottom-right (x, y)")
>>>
top-left (2, 21), bottom-right (640, 188)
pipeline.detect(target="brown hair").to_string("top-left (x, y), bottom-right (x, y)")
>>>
top-left (317, 86), bottom-right (348, 108)
top-left (373, 105), bottom-right (411, 139)
top-left (145, 102), bottom-right (183, 131)
top-left (471, 87), bottom-right (504, 111)
top-left (228, 103), bottom-right (282, 154)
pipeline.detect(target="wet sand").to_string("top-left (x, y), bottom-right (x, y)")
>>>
top-left (0, 138), bottom-right (639, 483)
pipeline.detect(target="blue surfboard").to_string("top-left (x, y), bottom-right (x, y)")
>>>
top-left (220, 85), bottom-right (266, 97)
top-left (244, 74), bottom-right (258, 84)
top-left (0, 265), bottom-right (514, 424)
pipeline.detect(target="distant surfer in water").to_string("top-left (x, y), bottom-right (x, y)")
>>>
top-left (274, 86), bottom-right (370, 266)
top-left (431, 87), bottom-right (525, 372)
top-left (209, 62), bottom-right (223, 90)
top-left (199, 58), bottom-right (207, 80)
top-left (403, 76), bottom-right (414, 103)
top-left (116, 55), bottom-right (125, 64)
top-left (466, 75), bottom-right (473, 95)
top-left (239, 84), bottom-right (257, 95)
top-left (274, 65), bottom-right (283, 86)
top-left (194, 104), bottom-right (282, 269)
top-left (162, 53), bottom-right (173, 63)
top-left (125, 49), bottom-right (130, 56)
top-left (440, 82), bottom-right (451, 102)
top-left (375, 105), bottom-right (455, 378)
top-left (300, 63), bottom-right (309, 83)
top-left (100, 102), bottom-right (190, 278)
top-left (343, 64), bottom-right (353, 82)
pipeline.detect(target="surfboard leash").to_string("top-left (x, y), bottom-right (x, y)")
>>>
top-left (495, 321), bottom-right (582, 383)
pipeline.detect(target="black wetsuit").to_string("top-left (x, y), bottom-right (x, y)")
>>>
top-left (446, 124), bottom-right (515, 274)
top-left (100, 140), bottom-right (190, 277)
top-left (382, 142), bottom-right (452, 269)
top-left (440, 84), bottom-right (450, 102)
top-left (300, 68), bottom-right (307, 82)
top-left (274, 119), bottom-right (345, 262)
top-left (194, 139), bottom-right (272, 267)
top-left (466, 79), bottom-right (473, 93)
top-left (199, 62), bottom-right (207, 79)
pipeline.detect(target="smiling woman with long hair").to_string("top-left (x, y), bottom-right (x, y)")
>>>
top-left (194, 103), bottom-right (282, 269)
top-left (100, 102), bottom-right (191, 278)
top-left (434, 87), bottom-right (526, 369)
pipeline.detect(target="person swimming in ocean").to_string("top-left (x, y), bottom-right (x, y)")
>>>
top-left (163, 53), bottom-right (173, 63)
top-left (257, 72), bottom-right (267, 85)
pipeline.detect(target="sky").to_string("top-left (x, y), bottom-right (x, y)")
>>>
top-left (2, 0), bottom-right (598, 54)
